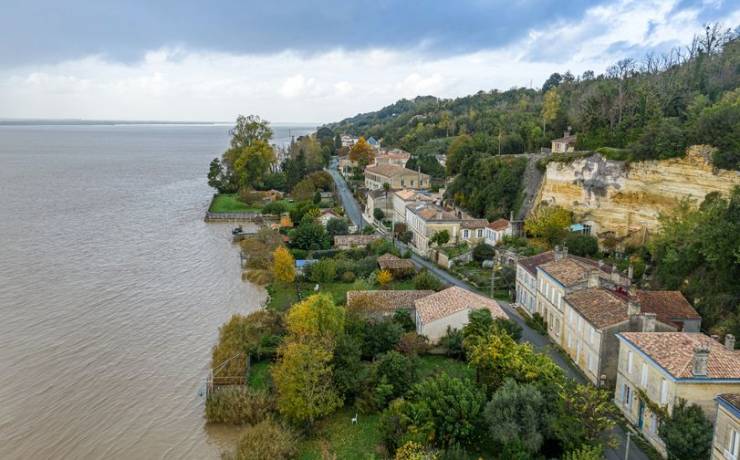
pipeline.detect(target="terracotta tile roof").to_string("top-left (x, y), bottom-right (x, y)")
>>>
top-left (377, 253), bottom-right (416, 271)
top-left (717, 394), bottom-right (740, 411)
top-left (409, 203), bottom-right (458, 222)
top-left (540, 257), bottom-right (598, 287)
top-left (366, 164), bottom-right (426, 178)
top-left (488, 218), bottom-right (510, 231)
top-left (346, 290), bottom-right (434, 312)
top-left (636, 291), bottom-right (700, 325)
top-left (565, 288), bottom-right (629, 329)
top-left (415, 286), bottom-right (508, 325)
top-left (519, 251), bottom-right (555, 275)
top-left (394, 189), bottom-right (433, 201)
top-left (461, 219), bottom-right (488, 229)
top-left (619, 332), bottom-right (740, 380)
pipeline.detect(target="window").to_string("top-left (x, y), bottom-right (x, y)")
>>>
top-left (640, 363), bottom-right (648, 388)
top-left (622, 384), bottom-right (631, 408)
top-left (463, 229), bottom-right (469, 238)
top-left (627, 351), bottom-right (633, 374)
top-left (477, 229), bottom-right (483, 238)
top-left (729, 429), bottom-right (739, 460)
top-left (660, 379), bottom-right (668, 405)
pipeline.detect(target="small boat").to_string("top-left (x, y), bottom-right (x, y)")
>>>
top-left (231, 226), bottom-right (243, 235)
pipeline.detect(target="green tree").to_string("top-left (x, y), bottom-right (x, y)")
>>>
top-left (429, 230), bottom-right (450, 247)
top-left (691, 89), bottom-right (740, 170)
top-left (331, 334), bottom-right (364, 401)
top-left (659, 399), bottom-right (713, 460)
top-left (554, 382), bottom-right (618, 450)
top-left (484, 379), bottom-right (551, 454)
top-left (563, 233), bottom-right (599, 257)
top-left (326, 217), bottom-right (349, 236)
top-left (272, 340), bottom-right (342, 425)
top-left (285, 293), bottom-right (345, 343)
top-left (525, 205), bottom-right (572, 247)
top-left (291, 218), bottom-right (329, 250)
top-left (542, 88), bottom-right (561, 133)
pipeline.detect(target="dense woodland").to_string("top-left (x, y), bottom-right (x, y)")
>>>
top-left (327, 25), bottom-right (739, 170)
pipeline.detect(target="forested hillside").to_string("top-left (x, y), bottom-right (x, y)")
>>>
top-left (327, 25), bottom-right (739, 171)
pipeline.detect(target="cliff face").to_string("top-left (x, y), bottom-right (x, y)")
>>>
top-left (534, 146), bottom-right (740, 243)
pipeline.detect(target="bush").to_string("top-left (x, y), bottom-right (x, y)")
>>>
top-left (289, 248), bottom-right (307, 261)
top-left (493, 318), bottom-right (523, 341)
top-left (261, 201), bottom-right (288, 215)
top-left (326, 217), bottom-right (350, 236)
top-left (362, 319), bottom-right (405, 359)
top-left (205, 386), bottom-right (274, 425)
top-left (472, 243), bottom-right (495, 262)
top-left (525, 312), bottom-right (548, 335)
top-left (341, 271), bottom-right (356, 283)
top-left (368, 238), bottom-right (398, 256)
top-left (308, 258), bottom-right (337, 283)
top-left (392, 310), bottom-right (416, 333)
top-left (211, 311), bottom-right (283, 375)
top-left (563, 233), bottom-right (599, 257)
top-left (377, 269), bottom-right (393, 286)
top-left (396, 332), bottom-right (430, 357)
top-left (364, 351), bottom-right (417, 410)
top-left (659, 398), bottom-right (713, 460)
top-left (413, 270), bottom-right (443, 291)
top-left (238, 188), bottom-right (263, 205)
top-left (439, 327), bottom-right (465, 359)
top-left (224, 418), bottom-right (299, 460)
top-left (374, 208), bottom-right (385, 220)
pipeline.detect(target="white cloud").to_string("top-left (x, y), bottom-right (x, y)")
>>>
top-left (0, 0), bottom-right (734, 122)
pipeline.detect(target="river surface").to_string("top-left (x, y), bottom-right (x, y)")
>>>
top-left (0, 123), bottom-right (312, 459)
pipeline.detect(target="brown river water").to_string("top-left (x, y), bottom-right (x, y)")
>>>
top-left (0, 123), bottom-right (311, 459)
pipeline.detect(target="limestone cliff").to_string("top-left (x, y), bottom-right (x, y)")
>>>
top-left (534, 146), bottom-right (740, 244)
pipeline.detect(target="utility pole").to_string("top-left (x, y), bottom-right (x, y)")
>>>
top-left (624, 431), bottom-right (631, 460)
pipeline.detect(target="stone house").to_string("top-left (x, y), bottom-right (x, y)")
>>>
top-left (374, 149), bottom-right (410, 167)
top-left (333, 234), bottom-right (381, 250)
top-left (712, 393), bottom-right (740, 460)
top-left (414, 286), bottom-right (508, 343)
top-left (364, 188), bottom-right (395, 224)
top-left (364, 164), bottom-right (430, 191)
top-left (346, 290), bottom-right (433, 320)
top-left (318, 209), bottom-right (341, 227)
top-left (376, 253), bottom-right (416, 278)
top-left (484, 218), bottom-right (512, 246)
top-left (515, 251), bottom-right (555, 316)
top-left (391, 189), bottom-right (435, 227)
top-left (460, 219), bottom-right (488, 244)
top-left (405, 203), bottom-right (462, 257)
top-left (615, 332), bottom-right (740, 457)
top-left (551, 128), bottom-right (577, 153)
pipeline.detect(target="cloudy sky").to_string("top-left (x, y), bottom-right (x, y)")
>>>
top-left (1, 0), bottom-right (738, 123)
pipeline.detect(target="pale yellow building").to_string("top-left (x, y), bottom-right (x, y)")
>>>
top-left (712, 393), bottom-right (740, 460)
top-left (364, 164), bottom-right (430, 190)
top-left (391, 189), bottom-right (435, 226)
top-left (615, 332), bottom-right (740, 457)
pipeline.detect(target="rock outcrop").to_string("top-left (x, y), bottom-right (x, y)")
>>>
top-left (534, 146), bottom-right (740, 244)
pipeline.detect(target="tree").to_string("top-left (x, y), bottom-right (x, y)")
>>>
top-left (207, 158), bottom-right (236, 193)
top-left (413, 270), bottom-right (443, 291)
top-left (542, 72), bottom-right (563, 92)
top-left (308, 258), bottom-right (337, 283)
top-left (292, 177), bottom-right (317, 202)
top-left (363, 350), bottom-right (417, 410)
top-left (555, 382), bottom-right (618, 450)
top-left (291, 219), bottom-right (329, 250)
top-left (429, 230), bottom-right (450, 247)
top-left (484, 379), bottom-right (551, 454)
top-left (285, 293), bottom-right (345, 343)
top-left (228, 114), bottom-right (274, 148)
top-left (361, 319), bottom-right (405, 359)
top-left (563, 233), bottom-right (599, 257)
top-left (659, 399), bottom-right (713, 460)
top-left (382, 373), bottom-right (486, 450)
top-left (326, 217), bottom-right (349, 236)
top-left (562, 445), bottom-right (604, 460)
top-left (377, 269), bottom-right (393, 286)
top-left (272, 246), bottom-right (296, 283)
top-left (472, 243), bottom-right (495, 261)
top-left (349, 137), bottom-right (375, 168)
top-left (374, 208), bottom-right (386, 221)
top-left (272, 340), bottom-right (342, 425)
top-left (446, 134), bottom-right (474, 176)
top-left (222, 115), bottom-right (276, 190)
top-left (525, 205), bottom-right (572, 246)
top-left (211, 311), bottom-right (283, 375)
top-left (331, 334), bottom-right (364, 401)
top-left (542, 88), bottom-right (561, 134)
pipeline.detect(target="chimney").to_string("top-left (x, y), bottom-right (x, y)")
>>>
top-left (725, 334), bottom-right (736, 351)
top-left (692, 346), bottom-right (710, 377)
top-left (627, 264), bottom-right (634, 281)
top-left (641, 313), bottom-right (656, 332)
top-left (562, 246), bottom-right (569, 258)
top-left (554, 245), bottom-right (563, 261)
top-left (588, 270), bottom-right (600, 288)
top-left (628, 298), bottom-right (641, 317)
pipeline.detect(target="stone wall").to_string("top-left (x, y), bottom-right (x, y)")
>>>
top-left (534, 146), bottom-right (740, 244)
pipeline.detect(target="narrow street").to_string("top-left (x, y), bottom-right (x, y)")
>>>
top-left (328, 161), bottom-right (649, 460)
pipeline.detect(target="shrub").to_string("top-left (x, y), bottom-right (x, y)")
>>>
top-left (224, 418), bottom-right (299, 460)
top-left (396, 332), bottom-right (430, 357)
top-left (341, 271), bottom-right (356, 283)
top-left (439, 327), bottom-right (465, 359)
top-left (261, 201), bottom-right (288, 215)
top-left (368, 238), bottom-right (397, 256)
top-left (308, 258), bottom-right (337, 283)
top-left (525, 312), bottom-right (548, 335)
top-left (472, 243), bottom-right (495, 261)
top-left (413, 270), bottom-right (443, 291)
top-left (374, 208), bottom-right (385, 220)
top-left (238, 188), bottom-right (263, 205)
top-left (362, 319), bottom-right (405, 359)
top-left (392, 310), bottom-right (416, 332)
top-left (289, 248), bottom-right (307, 260)
top-left (211, 311), bottom-right (283, 374)
top-left (244, 269), bottom-right (272, 285)
top-left (659, 398), bottom-right (713, 460)
top-left (563, 445), bottom-right (604, 460)
top-left (563, 233), bottom-right (599, 257)
top-left (205, 386), bottom-right (274, 425)
top-left (326, 217), bottom-right (349, 236)
top-left (377, 269), bottom-right (393, 286)
top-left (363, 351), bottom-right (417, 410)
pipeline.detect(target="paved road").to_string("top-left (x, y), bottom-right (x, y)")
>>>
top-left (327, 163), bottom-right (647, 460)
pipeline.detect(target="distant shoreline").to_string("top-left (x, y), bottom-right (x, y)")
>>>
top-left (0, 119), bottom-right (319, 127)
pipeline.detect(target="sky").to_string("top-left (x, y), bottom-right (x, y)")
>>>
top-left (0, 0), bottom-right (738, 123)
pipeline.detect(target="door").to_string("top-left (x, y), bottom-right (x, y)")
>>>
top-left (638, 400), bottom-right (645, 429)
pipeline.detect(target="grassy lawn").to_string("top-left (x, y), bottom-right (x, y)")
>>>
top-left (209, 193), bottom-right (261, 213)
top-left (247, 361), bottom-right (272, 391)
top-left (417, 355), bottom-right (475, 381)
top-left (297, 407), bottom-right (384, 460)
top-left (267, 279), bottom-right (418, 312)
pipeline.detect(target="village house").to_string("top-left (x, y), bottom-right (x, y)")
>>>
top-left (391, 189), bottom-right (436, 226)
top-left (376, 253), bottom-right (416, 278)
top-left (364, 164), bottom-right (430, 191)
top-left (346, 289), bottom-right (434, 320)
top-left (551, 128), bottom-right (577, 153)
top-left (317, 209), bottom-right (342, 227)
top-left (333, 234), bottom-right (381, 250)
top-left (340, 134), bottom-right (358, 148)
top-left (460, 219), bottom-right (488, 244)
top-left (484, 218), bottom-right (512, 246)
top-left (374, 149), bottom-right (410, 168)
top-left (516, 251), bottom-right (555, 315)
top-left (364, 188), bottom-right (396, 224)
top-left (615, 332), bottom-right (740, 457)
top-left (712, 393), bottom-right (740, 460)
top-left (366, 136), bottom-right (381, 149)
top-left (338, 155), bottom-right (359, 177)
top-left (414, 286), bottom-right (509, 343)
top-left (405, 202), bottom-right (462, 257)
